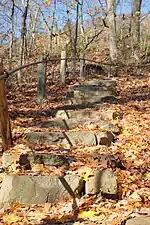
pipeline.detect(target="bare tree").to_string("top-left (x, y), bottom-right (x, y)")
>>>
top-left (9, 0), bottom-right (15, 65)
top-left (28, 5), bottom-right (40, 56)
top-left (131, 0), bottom-right (142, 61)
top-left (18, 0), bottom-right (29, 82)
top-left (107, 0), bottom-right (117, 62)
top-left (73, 0), bottom-right (79, 73)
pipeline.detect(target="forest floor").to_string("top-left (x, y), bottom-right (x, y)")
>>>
top-left (0, 65), bottom-right (150, 224)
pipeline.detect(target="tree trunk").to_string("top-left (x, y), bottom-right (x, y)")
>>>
top-left (9, 0), bottom-right (15, 68)
top-left (18, 0), bottom-right (29, 82)
top-left (73, 1), bottom-right (79, 76)
top-left (29, 6), bottom-right (39, 56)
top-left (37, 56), bottom-right (46, 104)
top-left (131, 0), bottom-right (142, 61)
top-left (50, 0), bottom-right (56, 55)
top-left (0, 60), bottom-right (12, 152)
top-left (107, 0), bottom-right (117, 63)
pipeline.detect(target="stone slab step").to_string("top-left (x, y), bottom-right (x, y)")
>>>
top-left (0, 168), bottom-right (117, 209)
top-left (0, 174), bottom-right (84, 209)
top-left (65, 78), bottom-right (117, 105)
top-left (72, 78), bottom-right (117, 90)
top-left (41, 118), bottom-right (121, 134)
top-left (25, 131), bottom-right (114, 147)
top-left (2, 152), bottom-right (70, 169)
top-left (65, 95), bottom-right (117, 105)
top-left (54, 109), bottom-right (123, 121)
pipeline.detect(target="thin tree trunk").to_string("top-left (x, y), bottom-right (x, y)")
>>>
top-left (73, 1), bottom-right (79, 76)
top-left (49, 0), bottom-right (56, 54)
top-left (9, 0), bottom-right (15, 69)
top-left (80, 0), bottom-right (84, 37)
top-left (131, 0), bottom-right (142, 61)
top-left (29, 6), bottom-right (39, 56)
top-left (107, 0), bottom-right (117, 62)
top-left (18, 0), bottom-right (29, 82)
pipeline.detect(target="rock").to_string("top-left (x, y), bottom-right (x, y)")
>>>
top-left (0, 174), bottom-right (84, 209)
top-left (85, 169), bottom-right (117, 197)
top-left (25, 130), bottom-right (114, 147)
top-left (19, 153), bottom-right (69, 167)
top-left (66, 79), bottom-right (117, 105)
top-left (80, 78), bottom-right (117, 88)
top-left (65, 131), bottom-right (96, 146)
top-left (96, 131), bottom-right (114, 146)
top-left (2, 152), bottom-right (14, 169)
top-left (85, 176), bottom-right (101, 195)
top-left (91, 153), bottom-right (125, 169)
top-left (98, 169), bottom-right (117, 196)
top-left (126, 216), bottom-right (150, 225)
top-left (55, 109), bottom-right (71, 119)
top-left (41, 118), bottom-right (121, 134)
top-left (55, 109), bottom-right (123, 121)
top-left (2, 152), bottom-right (70, 170)
top-left (26, 132), bottom-right (65, 144)
top-left (72, 79), bottom-right (117, 94)
top-left (68, 94), bottom-right (117, 105)
top-left (25, 131), bottom-right (96, 147)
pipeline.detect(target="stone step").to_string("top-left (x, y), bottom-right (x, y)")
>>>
top-left (72, 78), bottom-right (117, 90)
top-left (65, 95), bottom-right (117, 105)
top-left (0, 168), bottom-right (117, 209)
top-left (65, 78), bottom-right (117, 105)
top-left (25, 130), bottom-right (114, 147)
top-left (54, 109), bottom-right (123, 121)
top-left (41, 118), bottom-right (121, 134)
top-left (2, 152), bottom-right (71, 170)
top-left (0, 174), bottom-right (84, 209)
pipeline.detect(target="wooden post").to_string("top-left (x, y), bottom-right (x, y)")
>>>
top-left (60, 50), bottom-right (66, 84)
top-left (37, 57), bottom-right (46, 104)
top-left (80, 52), bottom-right (85, 78)
top-left (0, 60), bottom-right (12, 152)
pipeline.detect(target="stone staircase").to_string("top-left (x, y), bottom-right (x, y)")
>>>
top-left (0, 77), bottom-right (123, 209)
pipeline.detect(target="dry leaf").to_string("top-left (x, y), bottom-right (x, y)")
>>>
top-left (78, 210), bottom-right (96, 218)
top-left (3, 214), bottom-right (23, 224)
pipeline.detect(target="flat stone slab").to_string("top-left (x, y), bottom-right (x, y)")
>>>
top-left (126, 216), bottom-right (150, 225)
top-left (25, 131), bottom-right (114, 147)
top-left (41, 118), bottom-right (121, 134)
top-left (0, 174), bottom-right (84, 209)
top-left (2, 152), bottom-right (70, 169)
top-left (73, 78), bottom-right (117, 90)
top-left (55, 109), bottom-right (123, 121)
top-left (85, 169), bottom-right (117, 197)
top-left (66, 78), bottom-right (117, 105)
top-left (66, 95), bottom-right (117, 105)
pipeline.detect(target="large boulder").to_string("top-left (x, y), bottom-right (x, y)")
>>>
top-left (0, 174), bottom-right (84, 209)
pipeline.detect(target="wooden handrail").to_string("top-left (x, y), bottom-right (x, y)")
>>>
top-left (0, 57), bottom-right (149, 80)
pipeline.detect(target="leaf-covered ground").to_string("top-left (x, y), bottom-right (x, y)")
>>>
top-left (0, 67), bottom-right (149, 224)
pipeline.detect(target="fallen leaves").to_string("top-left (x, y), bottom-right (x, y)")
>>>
top-left (0, 61), bottom-right (149, 225)
top-left (78, 210), bottom-right (96, 218)
top-left (3, 214), bottom-right (23, 224)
